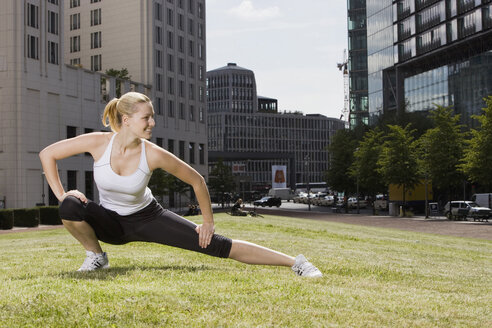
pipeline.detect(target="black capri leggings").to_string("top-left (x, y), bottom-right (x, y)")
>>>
top-left (58, 196), bottom-right (232, 258)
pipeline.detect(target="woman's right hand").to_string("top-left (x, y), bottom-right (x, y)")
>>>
top-left (60, 190), bottom-right (88, 204)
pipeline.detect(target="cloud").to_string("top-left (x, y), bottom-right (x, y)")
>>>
top-left (228, 1), bottom-right (281, 21)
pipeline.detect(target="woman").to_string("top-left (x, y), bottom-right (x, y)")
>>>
top-left (39, 92), bottom-right (322, 277)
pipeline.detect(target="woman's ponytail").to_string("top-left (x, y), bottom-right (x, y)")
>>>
top-left (102, 98), bottom-right (120, 132)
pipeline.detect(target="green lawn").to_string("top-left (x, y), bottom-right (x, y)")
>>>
top-left (0, 213), bottom-right (490, 327)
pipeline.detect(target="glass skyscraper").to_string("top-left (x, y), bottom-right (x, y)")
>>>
top-left (364, 0), bottom-right (492, 126)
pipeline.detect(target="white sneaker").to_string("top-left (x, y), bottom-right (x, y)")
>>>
top-left (77, 251), bottom-right (109, 272)
top-left (291, 254), bottom-right (322, 278)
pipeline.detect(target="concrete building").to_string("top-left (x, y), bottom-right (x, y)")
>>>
top-left (365, 0), bottom-right (492, 126)
top-left (0, 0), bottom-right (207, 208)
top-left (207, 63), bottom-right (345, 193)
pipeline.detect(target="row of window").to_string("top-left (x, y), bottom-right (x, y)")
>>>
top-left (26, 36), bottom-right (59, 64)
top-left (163, 0), bottom-right (204, 18)
top-left (155, 28), bottom-right (204, 60)
top-left (155, 50), bottom-right (205, 80)
top-left (155, 76), bottom-right (204, 101)
top-left (155, 4), bottom-right (204, 39)
top-left (70, 9), bottom-right (101, 31)
top-left (69, 31), bottom-right (102, 53)
top-left (154, 98), bottom-right (204, 122)
top-left (68, 55), bottom-right (100, 71)
top-left (27, 4), bottom-right (59, 35)
top-left (70, 0), bottom-right (100, 8)
top-left (208, 74), bottom-right (255, 88)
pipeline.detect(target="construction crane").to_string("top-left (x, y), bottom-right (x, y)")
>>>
top-left (337, 49), bottom-right (349, 123)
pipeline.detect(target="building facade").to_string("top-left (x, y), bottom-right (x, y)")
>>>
top-left (347, 0), bottom-right (369, 127)
top-left (207, 63), bottom-right (345, 193)
top-left (64, 0), bottom-right (208, 177)
top-left (366, 0), bottom-right (492, 126)
top-left (0, 0), bottom-right (207, 208)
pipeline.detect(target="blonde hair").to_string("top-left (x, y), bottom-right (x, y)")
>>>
top-left (102, 92), bottom-right (152, 132)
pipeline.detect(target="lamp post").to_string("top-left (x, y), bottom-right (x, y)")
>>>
top-left (355, 148), bottom-right (359, 214)
top-left (304, 155), bottom-right (311, 211)
top-left (41, 172), bottom-right (46, 206)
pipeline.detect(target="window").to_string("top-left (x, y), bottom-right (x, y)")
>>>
top-left (27, 4), bottom-right (39, 28)
top-left (167, 31), bottom-right (173, 48)
top-left (156, 138), bottom-right (163, 147)
top-left (67, 126), bottom-right (77, 138)
top-left (48, 41), bottom-right (59, 64)
top-left (155, 2), bottom-right (162, 21)
top-left (156, 97), bottom-right (163, 115)
top-left (156, 26), bottom-right (162, 44)
top-left (199, 143), bottom-right (204, 164)
top-left (198, 2), bottom-right (203, 19)
top-left (198, 43), bottom-right (203, 59)
top-left (189, 62), bottom-right (194, 78)
top-left (70, 36), bottom-right (80, 53)
top-left (189, 105), bottom-right (195, 121)
top-left (199, 65), bottom-right (204, 80)
top-left (70, 0), bottom-right (80, 8)
top-left (189, 83), bottom-right (195, 100)
top-left (70, 58), bottom-right (80, 65)
top-left (168, 100), bottom-right (175, 117)
top-left (156, 50), bottom-right (162, 68)
top-left (91, 54), bottom-right (101, 71)
top-left (189, 142), bottom-right (195, 164)
top-left (178, 0), bottom-right (183, 9)
top-left (178, 58), bottom-right (185, 75)
top-left (167, 53), bottom-right (174, 71)
top-left (178, 14), bottom-right (184, 30)
top-left (168, 77), bottom-right (174, 94)
top-left (90, 0), bottom-right (101, 3)
top-left (67, 171), bottom-right (77, 191)
top-left (179, 102), bottom-right (185, 119)
top-left (188, 40), bottom-right (194, 57)
top-left (85, 171), bottom-right (94, 201)
top-left (156, 73), bottom-right (162, 91)
top-left (188, 0), bottom-right (194, 14)
top-left (91, 8), bottom-right (101, 26)
top-left (198, 23), bottom-right (204, 39)
top-left (70, 13), bottom-right (80, 30)
top-left (167, 8), bottom-right (174, 26)
top-left (179, 140), bottom-right (185, 159)
top-left (48, 0), bottom-right (58, 5)
top-left (178, 36), bottom-right (184, 53)
top-left (27, 35), bottom-right (39, 59)
top-left (199, 106), bottom-right (204, 122)
top-left (91, 31), bottom-right (102, 49)
top-left (199, 86), bottom-right (204, 102)
top-left (188, 18), bottom-right (194, 35)
top-left (48, 11), bottom-right (58, 35)
top-left (168, 139), bottom-right (175, 153)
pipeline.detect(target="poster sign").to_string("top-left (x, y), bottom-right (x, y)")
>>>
top-left (272, 165), bottom-right (287, 189)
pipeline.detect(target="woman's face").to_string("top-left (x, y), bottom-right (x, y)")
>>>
top-left (126, 102), bottom-right (155, 139)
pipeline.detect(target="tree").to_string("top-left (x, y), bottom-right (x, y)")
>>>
top-left (461, 96), bottom-right (492, 190)
top-left (378, 124), bottom-right (420, 215)
top-left (148, 169), bottom-right (189, 208)
top-left (418, 105), bottom-right (465, 203)
top-left (105, 68), bottom-right (131, 97)
top-left (208, 159), bottom-right (235, 208)
top-left (325, 129), bottom-right (358, 211)
top-left (350, 128), bottom-right (385, 214)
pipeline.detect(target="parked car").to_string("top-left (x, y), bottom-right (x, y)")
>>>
top-left (253, 196), bottom-right (282, 208)
top-left (317, 195), bottom-right (335, 207)
top-left (293, 192), bottom-right (308, 203)
top-left (444, 201), bottom-right (491, 221)
top-left (374, 194), bottom-right (388, 210)
top-left (348, 197), bottom-right (368, 209)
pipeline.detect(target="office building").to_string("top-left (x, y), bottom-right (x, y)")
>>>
top-left (347, 0), bottom-right (369, 127)
top-left (207, 63), bottom-right (345, 193)
top-left (366, 0), bottom-right (492, 126)
top-left (64, 0), bottom-right (208, 185)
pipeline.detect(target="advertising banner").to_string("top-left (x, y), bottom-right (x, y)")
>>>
top-left (272, 165), bottom-right (287, 189)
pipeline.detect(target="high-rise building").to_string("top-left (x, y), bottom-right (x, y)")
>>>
top-left (207, 63), bottom-right (345, 193)
top-left (64, 0), bottom-right (208, 176)
top-left (366, 0), bottom-right (492, 126)
top-left (347, 0), bottom-right (369, 127)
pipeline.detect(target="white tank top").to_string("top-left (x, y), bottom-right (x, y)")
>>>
top-left (93, 133), bottom-right (153, 215)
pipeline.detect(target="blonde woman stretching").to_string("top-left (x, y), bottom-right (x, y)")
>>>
top-left (39, 92), bottom-right (322, 277)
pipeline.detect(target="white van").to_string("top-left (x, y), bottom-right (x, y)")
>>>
top-left (471, 193), bottom-right (492, 208)
top-left (268, 188), bottom-right (295, 201)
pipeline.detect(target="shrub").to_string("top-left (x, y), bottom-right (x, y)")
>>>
top-left (0, 209), bottom-right (14, 230)
top-left (38, 206), bottom-right (61, 225)
top-left (13, 208), bottom-right (39, 227)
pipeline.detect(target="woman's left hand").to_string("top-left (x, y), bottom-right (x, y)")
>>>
top-left (195, 222), bottom-right (215, 248)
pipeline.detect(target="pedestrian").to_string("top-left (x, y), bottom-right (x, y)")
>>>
top-left (39, 92), bottom-right (322, 277)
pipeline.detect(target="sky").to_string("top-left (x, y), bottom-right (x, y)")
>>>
top-left (206, 0), bottom-right (349, 120)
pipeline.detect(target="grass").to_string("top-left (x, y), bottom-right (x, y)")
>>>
top-left (0, 213), bottom-right (491, 328)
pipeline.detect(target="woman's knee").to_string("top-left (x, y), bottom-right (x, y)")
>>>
top-left (59, 196), bottom-right (85, 221)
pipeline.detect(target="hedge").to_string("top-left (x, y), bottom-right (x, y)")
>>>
top-left (13, 208), bottom-right (39, 227)
top-left (38, 206), bottom-right (61, 225)
top-left (0, 209), bottom-right (14, 230)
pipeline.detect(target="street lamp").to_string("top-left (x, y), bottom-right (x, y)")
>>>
top-left (304, 155), bottom-right (311, 211)
top-left (355, 148), bottom-right (359, 214)
top-left (41, 172), bottom-right (46, 206)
